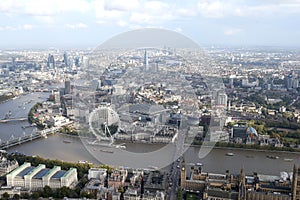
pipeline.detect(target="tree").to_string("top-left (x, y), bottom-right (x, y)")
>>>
top-left (31, 191), bottom-right (40, 199)
top-left (252, 124), bottom-right (265, 134)
top-left (56, 186), bottom-right (71, 198)
top-left (42, 185), bottom-right (53, 197)
top-left (177, 187), bottom-right (183, 200)
top-left (100, 164), bottom-right (114, 174)
top-left (12, 194), bottom-right (20, 200)
top-left (120, 186), bottom-right (125, 193)
top-left (21, 193), bottom-right (30, 199)
top-left (2, 192), bottom-right (9, 200)
top-left (227, 122), bottom-right (235, 128)
top-left (80, 191), bottom-right (91, 198)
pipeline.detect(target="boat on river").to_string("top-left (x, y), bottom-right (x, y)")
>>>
top-left (78, 160), bottom-right (92, 165)
top-left (267, 155), bottom-right (279, 159)
top-left (87, 140), bottom-right (126, 149)
top-left (100, 149), bottom-right (114, 153)
top-left (226, 152), bottom-right (234, 156)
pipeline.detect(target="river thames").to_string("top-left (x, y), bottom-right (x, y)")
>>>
top-left (1, 92), bottom-right (300, 175)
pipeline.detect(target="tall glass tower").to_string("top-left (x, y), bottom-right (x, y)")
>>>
top-left (144, 49), bottom-right (149, 71)
top-left (63, 52), bottom-right (69, 67)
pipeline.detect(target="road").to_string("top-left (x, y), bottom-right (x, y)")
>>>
top-left (289, 96), bottom-right (299, 107)
top-left (167, 128), bottom-right (186, 200)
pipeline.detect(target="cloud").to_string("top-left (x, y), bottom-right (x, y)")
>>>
top-left (91, 0), bottom-right (179, 28)
top-left (96, 20), bottom-right (106, 25)
top-left (176, 8), bottom-right (197, 17)
top-left (144, 1), bottom-right (169, 13)
top-left (33, 16), bottom-right (55, 24)
top-left (116, 20), bottom-right (128, 27)
top-left (0, 0), bottom-right (90, 19)
top-left (22, 24), bottom-right (34, 30)
top-left (104, 0), bottom-right (140, 11)
top-left (197, 0), bottom-right (227, 18)
top-left (196, 0), bottom-right (300, 18)
top-left (127, 1), bottom-right (175, 25)
top-left (224, 28), bottom-right (243, 36)
top-left (174, 27), bottom-right (183, 33)
top-left (129, 12), bottom-right (174, 25)
top-left (1, 0), bottom-right (300, 31)
top-left (65, 22), bottom-right (88, 29)
top-left (0, 24), bottom-right (34, 31)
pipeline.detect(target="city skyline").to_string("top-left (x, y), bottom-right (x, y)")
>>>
top-left (1, 26), bottom-right (300, 198)
top-left (0, 0), bottom-right (300, 48)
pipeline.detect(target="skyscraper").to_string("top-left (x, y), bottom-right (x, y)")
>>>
top-left (65, 80), bottom-right (71, 94)
top-left (229, 77), bottom-right (234, 88)
top-left (63, 52), bottom-right (69, 67)
top-left (293, 78), bottom-right (299, 89)
top-left (217, 92), bottom-right (228, 107)
top-left (74, 56), bottom-right (80, 67)
top-left (47, 54), bottom-right (55, 69)
top-left (12, 57), bottom-right (16, 67)
top-left (144, 49), bottom-right (149, 71)
top-left (287, 74), bottom-right (293, 89)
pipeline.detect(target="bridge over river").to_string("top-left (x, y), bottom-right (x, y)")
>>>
top-left (0, 117), bottom-right (27, 123)
top-left (0, 122), bottom-right (73, 149)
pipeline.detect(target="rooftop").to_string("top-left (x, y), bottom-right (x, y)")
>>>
top-left (33, 168), bottom-right (50, 179)
top-left (16, 166), bottom-right (35, 177)
top-left (129, 104), bottom-right (165, 115)
top-left (51, 170), bottom-right (67, 179)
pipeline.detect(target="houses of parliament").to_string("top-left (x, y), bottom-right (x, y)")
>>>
top-left (180, 163), bottom-right (300, 200)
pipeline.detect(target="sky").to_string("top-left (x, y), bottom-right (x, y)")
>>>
top-left (0, 0), bottom-right (300, 48)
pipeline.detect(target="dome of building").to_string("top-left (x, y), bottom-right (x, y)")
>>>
top-left (246, 126), bottom-right (258, 139)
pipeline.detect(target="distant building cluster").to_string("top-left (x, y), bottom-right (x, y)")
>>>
top-left (32, 101), bottom-right (70, 128)
top-left (0, 49), bottom-right (87, 98)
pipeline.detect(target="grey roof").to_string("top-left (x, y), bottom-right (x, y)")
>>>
top-left (207, 188), bottom-right (239, 199)
top-left (129, 104), bottom-right (165, 115)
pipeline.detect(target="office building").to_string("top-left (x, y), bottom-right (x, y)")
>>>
top-left (88, 168), bottom-right (107, 180)
top-left (6, 162), bottom-right (77, 190)
top-left (65, 80), bottom-right (71, 94)
top-left (47, 54), bottom-right (55, 69)
top-left (287, 74), bottom-right (294, 89)
top-left (144, 49), bottom-right (149, 71)
top-left (63, 52), bottom-right (70, 67)
top-left (217, 92), bottom-right (228, 107)
top-left (293, 78), bottom-right (299, 89)
top-left (11, 57), bottom-right (16, 67)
